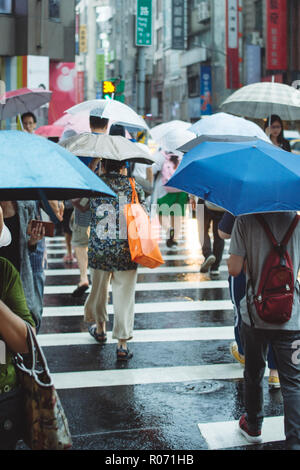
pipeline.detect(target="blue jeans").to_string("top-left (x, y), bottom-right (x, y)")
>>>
top-left (240, 321), bottom-right (300, 450)
top-left (228, 274), bottom-right (277, 370)
top-left (32, 270), bottom-right (45, 333)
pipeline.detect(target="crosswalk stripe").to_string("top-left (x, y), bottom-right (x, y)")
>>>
top-left (44, 265), bottom-right (230, 276)
top-left (198, 416), bottom-right (285, 449)
top-left (42, 300), bottom-right (233, 317)
top-left (46, 254), bottom-right (230, 263)
top-left (38, 326), bottom-right (235, 347)
top-left (52, 363), bottom-right (268, 390)
top-left (43, 280), bottom-right (229, 294)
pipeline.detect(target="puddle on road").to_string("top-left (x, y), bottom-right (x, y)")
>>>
top-left (175, 380), bottom-right (224, 395)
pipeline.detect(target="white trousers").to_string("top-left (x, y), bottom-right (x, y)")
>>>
top-left (84, 268), bottom-right (138, 341)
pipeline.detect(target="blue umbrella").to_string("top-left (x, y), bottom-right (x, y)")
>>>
top-left (166, 138), bottom-right (300, 216)
top-left (0, 131), bottom-right (116, 201)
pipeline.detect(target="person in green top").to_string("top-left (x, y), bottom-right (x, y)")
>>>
top-left (0, 205), bottom-right (35, 449)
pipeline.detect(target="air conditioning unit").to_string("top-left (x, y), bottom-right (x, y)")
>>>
top-left (197, 2), bottom-right (210, 23)
top-left (249, 32), bottom-right (264, 47)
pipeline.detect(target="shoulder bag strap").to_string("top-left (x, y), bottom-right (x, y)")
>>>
top-left (129, 177), bottom-right (139, 204)
top-left (15, 322), bottom-right (53, 387)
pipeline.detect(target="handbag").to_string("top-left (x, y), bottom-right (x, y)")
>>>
top-left (14, 323), bottom-right (72, 450)
top-left (0, 386), bottom-right (24, 449)
top-left (124, 178), bottom-right (164, 269)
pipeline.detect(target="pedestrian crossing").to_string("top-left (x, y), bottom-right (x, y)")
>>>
top-left (29, 221), bottom-right (285, 451)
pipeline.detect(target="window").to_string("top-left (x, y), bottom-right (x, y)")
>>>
top-left (49, 0), bottom-right (60, 20)
top-left (0, 0), bottom-right (12, 14)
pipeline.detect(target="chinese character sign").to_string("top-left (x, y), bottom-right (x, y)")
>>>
top-left (172, 0), bottom-right (186, 50)
top-left (136, 0), bottom-right (152, 46)
top-left (226, 0), bottom-right (239, 89)
top-left (266, 0), bottom-right (287, 70)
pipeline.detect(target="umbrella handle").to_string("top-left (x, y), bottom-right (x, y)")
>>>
top-left (38, 190), bottom-right (60, 225)
top-left (18, 114), bottom-right (24, 131)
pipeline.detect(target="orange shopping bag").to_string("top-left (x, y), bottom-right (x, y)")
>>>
top-left (124, 178), bottom-right (164, 269)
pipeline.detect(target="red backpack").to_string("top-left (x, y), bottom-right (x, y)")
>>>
top-left (249, 214), bottom-right (299, 324)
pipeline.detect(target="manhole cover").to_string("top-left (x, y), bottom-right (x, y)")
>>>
top-left (175, 380), bottom-right (223, 395)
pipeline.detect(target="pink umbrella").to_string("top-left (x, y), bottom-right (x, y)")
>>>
top-left (0, 87), bottom-right (52, 120)
top-left (35, 125), bottom-right (64, 138)
top-left (54, 111), bottom-right (90, 134)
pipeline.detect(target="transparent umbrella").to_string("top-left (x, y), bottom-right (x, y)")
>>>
top-left (66, 99), bottom-right (150, 132)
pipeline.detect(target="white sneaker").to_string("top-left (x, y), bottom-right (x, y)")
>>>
top-left (200, 254), bottom-right (216, 273)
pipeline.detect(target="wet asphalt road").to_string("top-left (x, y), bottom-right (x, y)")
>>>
top-left (17, 219), bottom-right (285, 452)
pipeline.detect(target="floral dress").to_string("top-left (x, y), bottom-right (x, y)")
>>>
top-left (88, 173), bottom-right (146, 271)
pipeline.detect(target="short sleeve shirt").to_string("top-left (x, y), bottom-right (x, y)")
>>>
top-left (0, 257), bottom-right (35, 392)
top-left (230, 212), bottom-right (300, 330)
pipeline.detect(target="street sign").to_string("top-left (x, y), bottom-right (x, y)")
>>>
top-left (136, 0), bottom-right (152, 46)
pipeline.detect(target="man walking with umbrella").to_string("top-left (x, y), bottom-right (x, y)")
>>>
top-left (227, 211), bottom-right (300, 449)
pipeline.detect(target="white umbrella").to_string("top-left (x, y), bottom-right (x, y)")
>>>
top-left (159, 128), bottom-right (195, 153)
top-left (220, 82), bottom-right (300, 121)
top-left (188, 112), bottom-right (270, 143)
top-left (150, 120), bottom-right (191, 142)
top-left (66, 99), bottom-right (150, 132)
top-left (59, 133), bottom-right (157, 164)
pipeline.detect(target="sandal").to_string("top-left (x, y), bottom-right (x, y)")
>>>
top-left (63, 254), bottom-right (74, 263)
top-left (116, 346), bottom-right (133, 361)
top-left (88, 325), bottom-right (107, 343)
top-left (72, 284), bottom-right (89, 297)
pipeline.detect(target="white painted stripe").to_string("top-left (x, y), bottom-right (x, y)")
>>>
top-left (52, 363), bottom-right (268, 390)
top-left (43, 300), bottom-right (233, 317)
top-left (44, 280), bottom-right (229, 294)
top-left (198, 416), bottom-right (285, 450)
top-left (44, 264), bottom-right (230, 276)
top-left (38, 326), bottom-right (235, 347)
top-left (46, 253), bottom-right (229, 263)
top-left (46, 245), bottom-right (202, 255)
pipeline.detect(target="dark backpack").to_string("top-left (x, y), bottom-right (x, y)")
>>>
top-left (249, 214), bottom-right (299, 325)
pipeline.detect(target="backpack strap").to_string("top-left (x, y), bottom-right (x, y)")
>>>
top-left (255, 214), bottom-right (299, 247)
top-left (255, 213), bottom-right (299, 264)
top-left (255, 214), bottom-right (278, 247)
top-left (281, 214), bottom-right (300, 247)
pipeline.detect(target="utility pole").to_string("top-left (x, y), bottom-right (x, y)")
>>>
top-left (87, 0), bottom-right (96, 99)
top-left (137, 46), bottom-right (146, 115)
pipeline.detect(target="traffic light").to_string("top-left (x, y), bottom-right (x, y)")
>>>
top-left (110, 78), bottom-right (125, 102)
top-left (102, 80), bottom-right (116, 99)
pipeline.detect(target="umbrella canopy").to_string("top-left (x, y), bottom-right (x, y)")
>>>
top-left (66, 99), bottom-right (150, 132)
top-left (188, 112), bottom-right (270, 142)
top-left (0, 88), bottom-right (52, 120)
top-left (220, 82), bottom-right (300, 120)
top-left (0, 131), bottom-right (116, 200)
top-left (177, 134), bottom-right (258, 153)
top-left (59, 133), bottom-right (156, 164)
top-left (158, 128), bottom-right (195, 153)
top-left (166, 138), bottom-right (300, 216)
top-left (150, 120), bottom-right (191, 142)
top-left (54, 111), bottom-right (91, 134)
top-left (35, 125), bottom-right (64, 138)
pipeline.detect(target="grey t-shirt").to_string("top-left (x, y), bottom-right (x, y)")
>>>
top-left (230, 212), bottom-right (300, 330)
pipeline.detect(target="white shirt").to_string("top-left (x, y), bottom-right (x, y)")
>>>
top-left (0, 224), bottom-right (11, 247)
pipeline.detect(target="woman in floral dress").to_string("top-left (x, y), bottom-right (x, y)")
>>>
top-left (84, 158), bottom-right (146, 360)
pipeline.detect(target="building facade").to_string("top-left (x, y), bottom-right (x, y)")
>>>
top-left (0, 0), bottom-right (76, 126)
